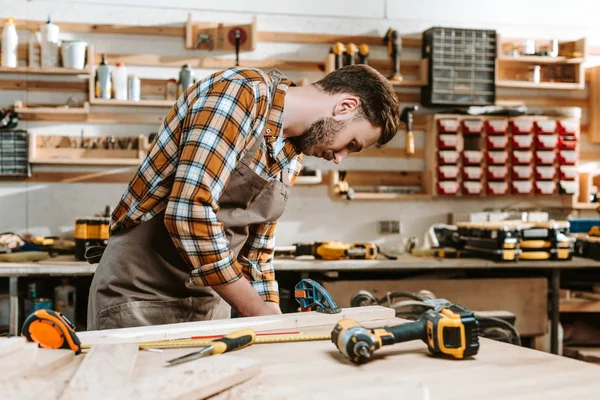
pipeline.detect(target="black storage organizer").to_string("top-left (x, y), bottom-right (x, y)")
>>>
top-left (422, 27), bottom-right (497, 107)
top-left (0, 129), bottom-right (30, 177)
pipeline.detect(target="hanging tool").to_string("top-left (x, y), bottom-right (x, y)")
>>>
top-left (383, 28), bottom-right (403, 81)
top-left (335, 170), bottom-right (354, 200)
top-left (165, 328), bottom-right (256, 367)
top-left (345, 43), bottom-right (358, 65)
top-left (331, 299), bottom-right (479, 364)
top-left (21, 309), bottom-right (82, 354)
top-left (358, 44), bottom-right (369, 64)
top-left (227, 26), bottom-right (247, 67)
top-left (295, 278), bottom-right (341, 314)
top-left (331, 42), bottom-right (346, 70)
top-left (194, 33), bottom-right (213, 50)
top-left (400, 105), bottom-right (419, 156)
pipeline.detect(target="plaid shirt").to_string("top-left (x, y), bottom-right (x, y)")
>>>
top-left (111, 68), bottom-right (302, 303)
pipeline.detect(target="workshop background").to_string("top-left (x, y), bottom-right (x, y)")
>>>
top-left (1, 0), bottom-right (599, 249)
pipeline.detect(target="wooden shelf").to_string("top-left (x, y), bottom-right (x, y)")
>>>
top-left (14, 102), bottom-right (90, 121)
top-left (560, 298), bottom-right (600, 313)
top-left (0, 66), bottom-right (90, 75)
top-left (351, 193), bottom-right (432, 201)
top-left (389, 79), bottom-right (427, 87)
top-left (350, 148), bottom-right (425, 158)
top-left (498, 56), bottom-right (584, 64)
top-left (30, 158), bottom-right (142, 166)
top-left (572, 202), bottom-right (599, 210)
top-left (496, 80), bottom-right (585, 90)
top-left (90, 98), bottom-right (174, 107)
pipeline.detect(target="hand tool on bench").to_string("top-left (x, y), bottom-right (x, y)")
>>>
top-left (21, 309), bottom-right (82, 354)
top-left (332, 299), bottom-right (479, 364)
top-left (295, 278), bottom-right (341, 314)
top-left (400, 105), bottom-right (419, 156)
top-left (165, 328), bottom-right (256, 367)
top-left (383, 28), bottom-right (402, 81)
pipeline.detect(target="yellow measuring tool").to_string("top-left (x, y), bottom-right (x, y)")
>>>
top-left (139, 332), bottom-right (331, 349)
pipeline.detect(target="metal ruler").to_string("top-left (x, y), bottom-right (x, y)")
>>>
top-left (137, 333), bottom-right (331, 349)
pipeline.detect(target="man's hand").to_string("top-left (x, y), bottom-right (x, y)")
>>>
top-left (212, 277), bottom-right (280, 317)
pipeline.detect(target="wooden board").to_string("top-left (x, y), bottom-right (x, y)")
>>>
top-left (78, 306), bottom-right (394, 345)
top-left (564, 346), bottom-right (600, 363)
top-left (59, 343), bottom-right (138, 400)
top-left (0, 80), bottom-right (87, 92)
top-left (321, 278), bottom-right (548, 336)
top-left (0, 337), bottom-right (26, 357)
top-left (124, 354), bottom-right (260, 400)
top-left (0, 343), bottom-right (38, 381)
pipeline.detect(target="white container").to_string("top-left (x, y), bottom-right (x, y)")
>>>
top-left (61, 40), bottom-right (87, 69)
top-left (114, 62), bottom-right (128, 100)
top-left (40, 17), bottom-right (60, 67)
top-left (2, 17), bottom-right (18, 68)
top-left (128, 75), bottom-right (141, 101)
top-left (28, 32), bottom-right (41, 67)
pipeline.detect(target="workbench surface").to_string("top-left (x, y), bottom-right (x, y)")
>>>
top-left (123, 318), bottom-right (600, 399)
top-left (1, 255), bottom-right (600, 276)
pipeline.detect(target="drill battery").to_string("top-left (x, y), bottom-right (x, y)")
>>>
top-left (74, 217), bottom-right (109, 261)
top-left (520, 221), bottom-right (573, 261)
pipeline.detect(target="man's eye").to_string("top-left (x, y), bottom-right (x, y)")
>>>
top-left (349, 141), bottom-right (357, 150)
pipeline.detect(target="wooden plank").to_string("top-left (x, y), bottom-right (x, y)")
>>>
top-left (15, 19), bottom-right (183, 37)
top-left (123, 355), bottom-right (260, 400)
top-left (0, 67), bottom-right (90, 75)
top-left (0, 343), bottom-right (39, 381)
top-left (78, 306), bottom-right (394, 345)
top-left (589, 66), bottom-right (600, 143)
top-left (344, 170), bottom-right (422, 187)
top-left (350, 148), bottom-right (425, 158)
top-left (2, 170), bottom-right (137, 184)
top-left (396, 93), bottom-right (421, 103)
top-left (22, 349), bottom-right (75, 379)
top-left (581, 151), bottom-right (600, 161)
top-left (565, 347), bottom-right (600, 363)
top-left (496, 95), bottom-right (588, 108)
top-left (560, 299), bottom-right (600, 313)
top-left (321, 278), bottom-right (548, 336)
top-left (0, 80), bottom-right (87, 92)
top-left (0, 337), bottom-right (26, 357)
top-left (90, 98), bottom-right (173, 108)
top-left (59, 343), bottom-right (138, 400)
top-left (496, 80), bottom-right (585, 90)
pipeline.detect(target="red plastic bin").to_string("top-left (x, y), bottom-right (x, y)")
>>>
top-left (512, 180), bottom-right (533, 195)
top-left (535, 181), bottom-right (557, 195)
top-left (487, 151), bottom-right (508, 165)
top-left (463, 151), bottom-right (483, 165)
top-left (559, 165), bottom-right (577, 180)
top-left (488, 181), bottom-right (509, 195)
top-left (488, 165), bottom-right (508, 180)
top-left (534, 120), bottom-right (557, 134)
top-left (487, 135), bottom-right (508, 149)
top-left (535, 166), bottom-right (557, 180)
top-left (510, 120), bottom-right (534, 134)
top-left (535, 151), bottom-right (557, 165)
top-left (463, 181), bottom-right (483, 195)
top-left (558, 150), bottom-right (577, 165)
top-left (439, 134), bottom-right (459, 149)
top-left (513, 150), bottom-right (534, 165)
top-left (557, 120), bottom-right (578, 136)
top-left (512, 165), bottom-right (533, 180)
top-left (438, 165), bottom-right (459, 180)
top-left (558, 135), bottom-right (577, 150)
top-left (535, 134), bottom-right (558, 150)
top-left (462, 119), bottom-right (484, 134)
top-left (559, 180), bottom-right (578, 195)
top-left (486, 119), bottom-right (508, 134)
top-left (512, 134), bottom-right (533, 149)
top-left (438, 119), bottom-right (459, 133)
top-left (438, 181), bottom-right (460, 195)
top-left (438, 150), bottom-right (459, 165)
top-left (463, 166), bottom-right (483, 180)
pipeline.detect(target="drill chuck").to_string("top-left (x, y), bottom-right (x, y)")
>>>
top-left (332, 319), bottom-right (381, 364)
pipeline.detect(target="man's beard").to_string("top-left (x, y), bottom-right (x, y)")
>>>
top-left (288, 117), bottom-right (346, 158)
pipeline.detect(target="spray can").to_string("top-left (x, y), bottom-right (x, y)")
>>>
top-left (95, 54), bottom-right (112, 99)
top-left (128, 75), bottom-right (141, 101)
top-left (2, 17), bottom-right (18, 68)
top-left (40, 16), bottom-right (60, 68)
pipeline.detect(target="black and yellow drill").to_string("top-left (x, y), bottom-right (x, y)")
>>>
top-left (293, 241), bottom-right (378, 260)
top-left (332, 300), bottom-right (480, 364)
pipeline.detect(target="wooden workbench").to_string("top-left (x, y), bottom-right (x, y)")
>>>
top-left (4, 311), bottom-right (600, 399)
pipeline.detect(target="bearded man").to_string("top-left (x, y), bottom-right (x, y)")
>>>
top-left (87, 65), bottom-right (400, 330)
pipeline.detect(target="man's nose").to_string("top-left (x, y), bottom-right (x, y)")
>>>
top-left (333, 151), bottom-right (347, 164)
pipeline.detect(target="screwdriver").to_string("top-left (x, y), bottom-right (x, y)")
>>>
top-left (165, 328), bottom-right (256, 367)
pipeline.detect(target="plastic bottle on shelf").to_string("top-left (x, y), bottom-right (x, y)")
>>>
top-left (95, 54), bottom-right (112, 99)
top-left (28, 32), bottom-right (41, 67)
top-left (40, 16), bottom-right (60, 68)
top-left (2, 17), bottom-right (19, 68)
top-left (128, 75), bottom-right (140, 101)
top-left (114, 62), bottom-right (128, 100)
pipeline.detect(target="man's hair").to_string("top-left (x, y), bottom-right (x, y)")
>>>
top-left (312, 64), bottom-right (400, 145)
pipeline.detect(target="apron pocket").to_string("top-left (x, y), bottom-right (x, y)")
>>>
top-left (96, 297), bottom-right (213, 329)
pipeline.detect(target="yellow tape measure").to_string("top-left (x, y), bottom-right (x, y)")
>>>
top-left (138, 333), bottom-right (331, 349)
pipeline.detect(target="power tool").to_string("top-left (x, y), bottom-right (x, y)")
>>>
top-left (331, 299), bottom-right (480, 364)
top-left (21, 309), bottom-right (82, 354)
top-left (400, 105), bottom-right (419, 156)
top-left (293, 241), bottom-right (378, 260)
top-left (383, 28), bottom-right (402, 81)
top-left (331, 42), bottom-right (346, 70)
top-left (345, 42), bottom-right (358, 65)
top-left (358, 44), bottom-right (369, 65)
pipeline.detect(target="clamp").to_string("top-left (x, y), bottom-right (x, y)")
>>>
top-left (295, 279), bottom-right (341, 314)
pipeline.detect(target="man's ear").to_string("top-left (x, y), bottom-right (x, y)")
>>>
top-left (333, 95), bottom-right (360, 116)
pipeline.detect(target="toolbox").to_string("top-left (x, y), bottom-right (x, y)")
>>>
top-left (422, 27), bottom-right (497, 107)
top-left (0, 129), bottom-right (29, 177)
top-left (74, 217), bottom-right (110, 261)
top-left (520, 221), bottom-right (573, 261)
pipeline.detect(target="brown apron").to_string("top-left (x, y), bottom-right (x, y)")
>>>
top-left (87, 74), bottom-right (290, 330)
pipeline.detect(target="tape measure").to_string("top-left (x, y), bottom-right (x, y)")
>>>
top-left (22, 309), bottom-right (82, 354)
top-left (136, 333), bottom-right (331, 350)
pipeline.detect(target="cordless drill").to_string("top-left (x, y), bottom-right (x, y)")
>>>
top-left (383, 28), bottom-right (402, 81)
top-left (332, 300), bottom-right (480, 364)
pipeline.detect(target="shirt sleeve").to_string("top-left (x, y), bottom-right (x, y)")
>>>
top-left (163, 77), bottom-right (257, 287)
top-left (239, 221), bottom-right (279, 303)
